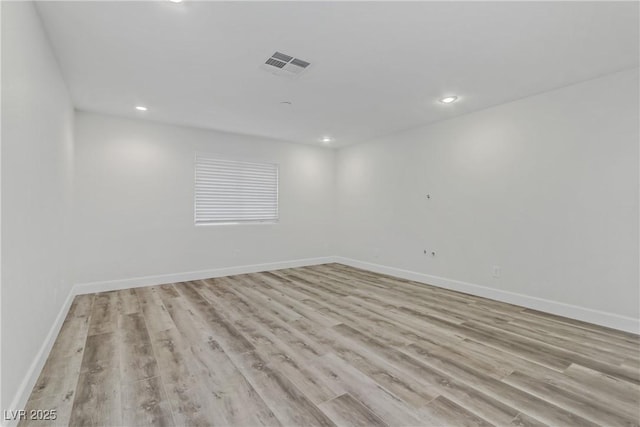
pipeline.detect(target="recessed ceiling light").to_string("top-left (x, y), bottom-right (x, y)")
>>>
top-left (135, 106), bottom-right (148, 111)
top-left (321, 136), bottom-right (333, 144)
top-left (168, 0), bottom-right (183, 3)
top-left (439, 96), bottom-right (458, 104)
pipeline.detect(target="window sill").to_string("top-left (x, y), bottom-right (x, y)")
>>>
top-left (195, 220), bottom-right (279, 226)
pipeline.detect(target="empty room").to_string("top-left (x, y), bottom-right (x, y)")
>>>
top-left (1, 1), bottom-right (639, 426)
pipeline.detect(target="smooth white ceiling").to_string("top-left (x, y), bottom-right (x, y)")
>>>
top-left (36, 1), bottom-right (639, 147)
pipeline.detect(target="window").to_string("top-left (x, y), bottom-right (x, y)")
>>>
top-left (195, 155), bottom-right (279, 225)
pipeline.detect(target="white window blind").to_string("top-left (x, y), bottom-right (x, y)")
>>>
top-left (195, 155), bottom-right (279, 225)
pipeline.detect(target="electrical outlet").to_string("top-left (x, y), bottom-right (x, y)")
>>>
top-left (492, 266), bottom-right (501, 278)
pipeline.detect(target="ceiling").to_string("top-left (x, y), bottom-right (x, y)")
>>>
top-left (36, 1), bottom-right (639, 147)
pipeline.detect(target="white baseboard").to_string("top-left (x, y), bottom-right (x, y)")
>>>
top-left (5, 289), bottom-right (76, 427)
top-left (74, 256), bottom-right (337, 295)
top-left (335, 256), bottom-right (640, 334)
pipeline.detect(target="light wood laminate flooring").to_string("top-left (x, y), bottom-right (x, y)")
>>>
top-left (21, 264), bottom-right (640, 426)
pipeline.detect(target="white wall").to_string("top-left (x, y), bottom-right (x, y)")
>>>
top-left (73, 112), bottom-right (335, 285)
top-left (1, 1), bottom-right (74, 412)
top-left (336, 69), bottom-right (639, 322)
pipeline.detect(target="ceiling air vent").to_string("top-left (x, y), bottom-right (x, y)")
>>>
top-left (261, 51), bottom-right (311, 79)
top-left (272, 51), bottom-right (293, 62)
top-left (265, 58), bottom-right (287, 69)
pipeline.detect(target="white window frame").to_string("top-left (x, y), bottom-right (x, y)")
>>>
top-left (194, 154), bottom-right (279, 226)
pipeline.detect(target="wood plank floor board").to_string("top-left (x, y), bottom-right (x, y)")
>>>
top-left (434, 378), bottom-right (522, 426)
top-left (407, 338), bottom-right (514, 381)
top-left (196, 278), bottom-right (331, 361)
top-left (257, 271), bottom-right (327, 303)
top-left (28, 314), bottom-right (90, 403)
top-left (417, 395), bottom-right (493, 427)
top-left (318, 393), bottom-right (388, 427)
top-left (397, 344), bottom-right (602, 426)
top-left (156, 284), bottom-right (180, 299)
top-left (345, 290), bottom-right (469, 327)
top-left (246, 273), bottom-right (342, 327)
top-left (161, 381), bottom-right (222, 427)
top-left (119, 313), bottom-right (159, 382)
top-left (400, 307), bottom-right (574, 371)
top-left (159, 295), bottom-right (249, 389)
top-left (463, 341), bottom-right (640, 419)
top-left (502, 371), bottom-right (639, 427)
top-left (180, 342), bottom-right (281, 427)
top-left (498, 319), bottom-right (634, 364)
top-left (623, 358), bottom-right (640, 370)
top-left (27, 353), bottom-right (83, 404)
top-left (268, 356), bottom-right (345, 406)
top-left (67, 294), bottom-right (95, 319)
top-left (225, 349), bottom-right (336, 426)
top-left (521, 308), bottom-right (640, 344)
top-left (308, 266), bottom-right (504, 326)
top-left (493, 306), bottom-right (640, 352)
top-left (121, 376), bottom-right (173, 427)
top-left (508, 317), bottom-right (640, 359)
top-left (321, 323), bottom-right (521, 425)
top-left (329, 323), bottom-right (523, 425)
top-left (157, 287), bottom-right (281, 426)
top-left (297, 321), bottom-right (439, 408)
top-left (134, 287), bottom-right (176, 338)
top-left (280, 269), bottom-right (352, 298)
top-left (78, 331), bottom-right (119, 375)
top-left (509, 412), bottom-right (549, 427)
top-left (464, 318), bottom-right (625, 373)
top-left (21, 263), bottom-right (639, 426)
top-left (148, 323), bottom-right (230, 426)
top-left (148, 327), bottom-right (199, 395)
top-left (194, 282), bottom-right (342, 405)
top-left (562, 364), bottom-right (640, 414)
top-left (228, 275), bottom-right (304, 323)
top-left (282, 283), bottom-right (418, 348)
top-left (116, 288), bottom-right (142, 315)
top-left (19, 393), bottom-right (75, 427)
top-left (341, 294), bottom-right (472, 348)
top-left (69, 331), bottom-right (122, 426)
top-left (318, 311), bottom-right (607, 426)
top-left (318, 264), bottom-right (478, 306)
top-left (69, 368), bottom-right (122, 427)
top-left (174, 281), bottom-right (255, 355)
top-left (87, 293), bottom-right (118, 337)
top-left (314, 353), bottom-right (424, 426)
top-left (212, 372), bottom-right (282, 427)
top-left (455, 338), bottom-right (640, 419)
